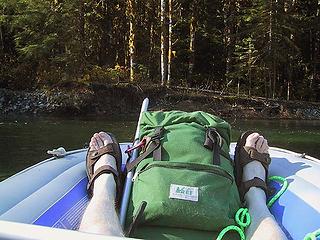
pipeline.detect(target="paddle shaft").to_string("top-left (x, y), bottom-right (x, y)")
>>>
top-left (119, 98), bottom-right (149, 226)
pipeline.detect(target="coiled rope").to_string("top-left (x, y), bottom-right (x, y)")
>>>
top-left (216, 176), bottom-right (288, 240)
top-left (304, 229), bottom-right (320, 240)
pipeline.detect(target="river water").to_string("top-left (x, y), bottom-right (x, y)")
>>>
top-left (0, 115), bottom-right (319, 181)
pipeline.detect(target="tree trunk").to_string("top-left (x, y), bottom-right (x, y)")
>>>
top-left (149, 23), bottom-right (154, 79)
top-left (272, 61), bottom-right (276, 99)
top-left (99, 2), bottom-right (112, 66)
top-left (119, 0), bottom-right (127, 66)
top-left (223, 0), bottom-right (238, 91)
top-left (248, 66), bottom-right (252, 96)
top-left (167, 0), bottom-right (172, 86)
top-left (188, 4), bottom-right (196, 84)
top-left (287, 80), bottom-right (290, 100)
top-left (248, 45), bottom-right (252, 96)
top-left (237, 79), bottom-right (240, 95)
top-left (148, 0), bottom-right (157, 81)
top-left (264, 67), bottom-right (268, 98)
top-left (223, 1), bottom-right (230, 82)
top-left (312, 0), bottom-right (320, 91)
top-left (268, 67), bottom-right (272, 99)
top-left (127, 0), bottom-right (136, 82)
top-left (287, 64), bottom-right (291, 101)
top-left (268, 0), bottom-right (275, 99)
top-left (161, 0), bottom-right (168, 86)
top-left (124, 32), bottom-right (128, 67)
top-left (0, 25), bottom-right (4, 51)
top-left (78, 0), bottom-right (85, 76)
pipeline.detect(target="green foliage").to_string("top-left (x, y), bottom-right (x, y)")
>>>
top-left (0, 0), bottom-right (319, 101)
top-left (81, 65), bottom-right (129, 84)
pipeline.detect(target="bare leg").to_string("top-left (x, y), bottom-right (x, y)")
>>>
top-left (243, 133), bottom-right (287, 240)
top-left (79, 132), bottom-right (124, 236)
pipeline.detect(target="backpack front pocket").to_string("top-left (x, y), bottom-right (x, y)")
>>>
top-left (131, 161), bottom-right (239, 231)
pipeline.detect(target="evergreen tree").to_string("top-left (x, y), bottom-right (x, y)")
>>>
top-left (0, 0), bottom-right (318, 101)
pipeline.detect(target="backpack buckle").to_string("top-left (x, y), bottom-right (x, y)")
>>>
top-left (150, 127), bottom-right (164, 141)
top-left (204, 128), bottom-right (223, 150)
top-left (204, 128), bottom-right (223, 165)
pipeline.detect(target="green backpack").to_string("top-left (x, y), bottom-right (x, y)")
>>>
top-left (126, 111), bottom-right (240, 233)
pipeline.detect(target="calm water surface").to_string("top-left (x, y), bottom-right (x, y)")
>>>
top-left (0, 115), bottom-right (319, 181)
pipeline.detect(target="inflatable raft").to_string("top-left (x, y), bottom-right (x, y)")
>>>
top-left (0, 143), bottom-right (319, 239)
top-left (1, 99), bottom-right (319, 240)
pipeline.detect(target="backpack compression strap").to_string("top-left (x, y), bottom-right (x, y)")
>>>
top-left (126, 127), bottom-right (164, 172)
top-left (204, 128), bottom-right (227, 165)
top-left (126, 201), bottom-right (147, 237)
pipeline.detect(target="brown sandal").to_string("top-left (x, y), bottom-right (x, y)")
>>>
top-left (234, 131), bottom-right (271, 201)
top-left (86, 132), bottom-right (123, 208)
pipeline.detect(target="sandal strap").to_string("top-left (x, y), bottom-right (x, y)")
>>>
top-left (242, 177), bottom-right (268, 197)
top-left (85, 133), bottom-right (123, 209)
top-left (87, 165), bottom-right (119, 198)
top-left (87, 143), bottom-right (119, 175)
top-left (240, 146), bottom-right (271, 170)
top-left (88, 143), bottom-right (118, 161)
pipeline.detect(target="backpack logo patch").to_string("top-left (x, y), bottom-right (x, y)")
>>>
top-left (169, 184), bottom-right (198, 202)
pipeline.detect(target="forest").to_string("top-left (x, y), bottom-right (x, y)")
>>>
top-left (0, 0), bottom-right (319, 101)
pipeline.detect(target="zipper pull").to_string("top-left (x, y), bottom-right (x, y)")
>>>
top-left (132, 170), bottom-right (140, 182)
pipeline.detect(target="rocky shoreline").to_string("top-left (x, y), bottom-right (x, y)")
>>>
top-left (1, 84), bottom-right (320, 120)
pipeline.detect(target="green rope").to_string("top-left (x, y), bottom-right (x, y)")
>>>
top-left (216, 176), bottom-right (288, 240)
top-left (216, 225), bottom-right (245, 240)
top-left (216, 208), bottom-right (250, 240)
top-left (267, 176), bottom-right (288, 208)
top-left (304, 229), bottom-right (320, 240)
top-left (235, 208), bottom-right (251, 231)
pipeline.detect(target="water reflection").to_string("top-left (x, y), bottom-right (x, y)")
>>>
top-left (0, 115), bottom-right (319, 181)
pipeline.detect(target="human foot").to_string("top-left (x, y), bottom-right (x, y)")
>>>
top-left (234, 131), bottom-right (271, 201)
top-left (86, 132), bottom-right (123, 207)
top-left (243, 132), bottom-right (269, 181)
top-left (238, 133), bottom-right (287, 240)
